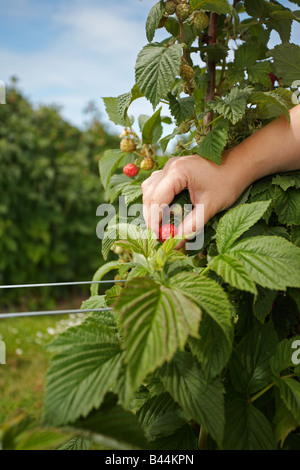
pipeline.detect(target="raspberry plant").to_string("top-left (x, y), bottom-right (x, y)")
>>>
top-left (38, 0), bottom-right (300, 451)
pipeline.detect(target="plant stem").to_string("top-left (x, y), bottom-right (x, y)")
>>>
top-left (249, 383), bottom-right (274, 403)
top-left (198, 426), bottom-right (207, 450)
top-left (204, 12), bottom-right (218, 131)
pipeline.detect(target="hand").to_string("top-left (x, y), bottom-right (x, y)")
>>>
top-left (142, 152), bottom-right (246, 238)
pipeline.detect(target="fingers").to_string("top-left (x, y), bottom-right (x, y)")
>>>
top-left (142, 158), bottom-right (187, 234)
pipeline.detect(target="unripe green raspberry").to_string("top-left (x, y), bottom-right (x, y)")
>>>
top-left (179, 122), bottom-right (191, 134)
top-left (164, 1), bottom-right (176, 15)
top-left (140, 157), bottom-right (154, 171)
top-left (180, 64), bottom-right (194, 81)
top-left (193, 11), bottom-right (210, 31)
top-left (176, 3), bottom-right (190, 20)
top-left (120, 138), bottom-right (136, 153)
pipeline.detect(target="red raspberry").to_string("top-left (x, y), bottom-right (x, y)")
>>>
top-left (159, 224), bottom-right (178, 242)
top-left (123, 163), bottom-right (139, 178)
top-left (268, 72), bottom-right (278, 87)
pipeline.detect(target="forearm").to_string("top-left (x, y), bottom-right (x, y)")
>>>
top-left (222, 104), bottom-right (300, 193)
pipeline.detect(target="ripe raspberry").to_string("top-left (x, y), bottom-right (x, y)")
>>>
top-left (159, 224), bottom-right (178, 242)
top-left (164, 1), bottom-right (176, 15)
top-left (120, 138), bottom-right (136, 153)
top-left (193, 12), bottom-right (209, 31)
top-left (140, 157), bottom-right (154, 171)
top-left (123, 163), bottom-right (139, 177)
top-left (180, 64), bottom-right (194, 81)
top-left (268, 72), bottom-right (278, 87)
top-left (176, 3), bottom-right (190, 20)
top-left (179, 122), bottom-right (191, 134)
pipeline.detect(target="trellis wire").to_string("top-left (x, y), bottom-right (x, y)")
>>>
top-left (0, 280), bottom-right (124, 319)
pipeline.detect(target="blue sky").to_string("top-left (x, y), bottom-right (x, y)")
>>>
top-left (1, 0), bottom-right (299, 130)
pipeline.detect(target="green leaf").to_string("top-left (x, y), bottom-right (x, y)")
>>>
top-left (291, 226), bottom-right (300, 247)
top-left (117, 85), bottom-right (144, 121)
top-left (43, 323), bottom-right (123, 426)
top-left (234, 43), bottom-right (260, 69)
top-left (58, 437), bottom-right (92, 450)
top-left (274, 378), bottom-right (300, 424)
top-left (208, 254), bottom-right (257, 294)
top-left (142, 108), bottom-right (163, 144)
top-left (229, 323), bottom-right (278, 395)
top-left (216, 201), bottom-right (271, 254)
top-left (250, 91), bottom-right (290, 122)
top-left (73, 393), bottom-right (147, 450)
top-left (200, 44), bottom-right (229, 63)
top-left (244, 0), bottom-right (267, 18)
top-left (223, 398), bottom-right (276, 450)
top-left (102, 97), bottom-right (126, 126)
top-left (149, 424), bottom-right (197, 450)
top-left (270, 336), bottom-right (300, 376)
top-left (122, 184), bottom-right (143, 205)
top-left (274, 188), bottom-right (300, 225)
top-left (253, 286), bottom-right (277, 323)
top-left (158, 351), bottom-right (225, 446)
top-left (228, 236), bottom-right (300, 290)
top-left (169, 272), bottom-right (233, 343)
top-left (272, 172), bottom-right (300, 191)
top-left (168, 94), bottom-right (195, 125)
top-left (208, 87), bottom-right (252, 124)
top-left (274, 397), bottom-right (298, 447)
top-left (197, 119), bottom-right (229, 164)
top-left (15, 429), bottom-right (68, 451)
top-left (189, 314), bottom-right (232, 379)
top-left (99, 149), bottom-right (126, 190)
top-left (115, 278), bottom-right (202, 395)
top-left (247, 61), bottom-right (272, 86)
top-left (268, 43), bottom-right (300, 86)
top-left (190, 0), bottom-right (231, 15)
top-left (146, 1), bottom-right (164, 43)
top-left (135, 43), bottom-right (182, 108)
top-left (137, 393), bottom-right (187, 441)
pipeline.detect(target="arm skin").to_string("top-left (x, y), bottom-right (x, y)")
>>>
top-left (142, 104), bottom-right (300, 237)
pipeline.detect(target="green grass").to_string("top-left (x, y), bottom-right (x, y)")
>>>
top-left (0, 296), bottom-right (87, 425)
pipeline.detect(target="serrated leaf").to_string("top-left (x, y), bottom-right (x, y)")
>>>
top-left (73, 393), bottom-right (147, 450)
top-left (158, 351), bottom-right (225, 445)
top-left (168, 94), bottom-right (195, 125)
top-left (58, 437), bottom-right (92, 451)
top-left (274, 397), bottom-right (298, 447)
top-left (223, 398), bottom-right (276, 450)
top-left (169, 272), bottom-right (233, 343)
top-left (208, 87), bottom-right (252, 124)
top-left (146, 1), bottom-right (164, 43)
top-left (291, 226), bottom-right (300, 247)
top-left (228, 236), bottom-right (300, 290)
top-left (268, 43), bottom-right (300, 86)
top-left (247, 61), bottom-right (272, 86)
top-left (208, 254), bottom-right (257, 294)
top-left (244, 0), bottom-right (267, 18)
top-left (274, 378), bottom-right (300, 424)
top-left (270, 336), bottom-right (300, 376)
top-left (189, 314), bottom-right (232, 379)
top-left (235, 43), bottom-right (260, 69)
top-left (190, 0), bottom-right (231, 15)
top-left (199, 44), bottom-right (229, 62)
top-left (250, 91), bottom-right (290, 122)
top-left (216, 201), bottom-right (271, 254)
top-left (272, 172), bottom-right (300, 191)
top-left (253, 286), bottom-right (277, 323)
top-left (137, 393), bottom-right (187, 441)
top-left (135, 43), bottom-right (182, 108)
top-left (274, 188), bottom-right (300, 225)
top-left (197, 119), bottom-right (229, 164)
top-left (115, 278), bottom-right (202, 396)
top-left (229, 323), bottom-right (278, 395)
top-left (122, 184), bottom-right (143, 205)
top-left (43, 327), bottom-right (123, 426)
top-left (149, 424), bottom-right (197, 450)
top-left (102, 97), bottom-right (126, 126)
